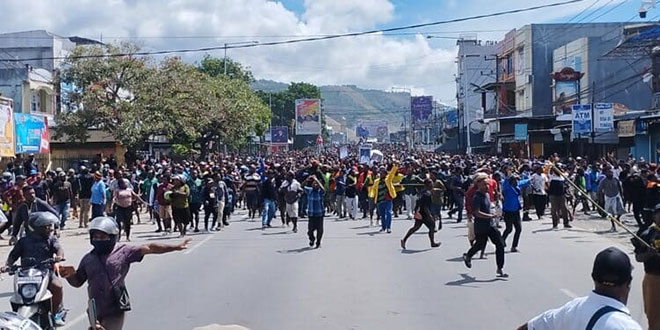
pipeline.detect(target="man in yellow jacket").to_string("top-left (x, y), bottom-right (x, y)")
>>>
top-left (369, 162), bottom-right (398, 233)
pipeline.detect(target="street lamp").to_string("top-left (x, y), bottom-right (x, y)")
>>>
top-left (224, 41), bottom-right (259, 76)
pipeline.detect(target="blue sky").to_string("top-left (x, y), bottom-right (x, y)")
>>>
top-left (0, 0), bottom-right (652, 104)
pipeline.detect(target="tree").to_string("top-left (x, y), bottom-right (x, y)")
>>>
top-left (198, 54), bottom-right (254, 84)
top-left (256, 82), bottom-right (322, 135)
top-left (56, 43), bottom-right (270, 161)
top-left (55, 42), bottom-right (155, 150)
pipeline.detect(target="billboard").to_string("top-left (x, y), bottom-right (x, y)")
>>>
top-left (555, 81), bottom-right (579, 116)
top-left (355, 121), bottom-right (389, 140)
top-left (411, 96), bottom-right (433, 124)
top-left (572, 104), bottom-right (592, 135)
top-left (14, 113), bottom-right (49, 154)
top-left (0, 98), bottom-right (15, 157)
top-left (270, 126), bottom-right (288, 144)
top-left (295, 99), bottom-right (321, 135)
top-left (594, 103), bottom-right (614, 132)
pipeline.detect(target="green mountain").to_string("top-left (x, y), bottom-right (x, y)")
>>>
top-left (251, 80), bottom-right (410, 133)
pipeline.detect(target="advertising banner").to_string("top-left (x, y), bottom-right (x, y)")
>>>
top-left (572, 104), bottom-right (592, 135)
top-left (14, 113), bottom-right (49, 154)
top-left (339, 146), bottom-right (348, 159)
top-left (514, 123), bottom-right (528, 141)
top-left (617, 120), bottom-right (635, 137)
top-left (295, 99), bottom-right (321, 135)
top-left (355, 121), bottom-right (388, 140)
top-left (0, 98), bottom-right (15, 157)
top-left (555, 81), bottom-right (579, 116)
top-left (594, 103), bottom-right (614, 132)
top-left (270, 126), bottom-right (288, 144)
top-left (411, 96), bottom-right (433, 124)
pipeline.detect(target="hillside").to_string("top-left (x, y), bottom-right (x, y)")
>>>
top-left (251, 80), bottom-right (410, 133)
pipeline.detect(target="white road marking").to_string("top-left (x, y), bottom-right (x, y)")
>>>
top-left (561, 288), bottom-right (578, 299)
top-left (60, 312), bottom-right (87, 330)
top-left (184, 235), bottom-right (214, 255)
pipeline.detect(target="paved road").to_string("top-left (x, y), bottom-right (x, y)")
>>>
top-left (0, 207), bottom-right (649, 329)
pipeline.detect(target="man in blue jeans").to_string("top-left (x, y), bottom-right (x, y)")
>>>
top-left (52, 172), bottom-right (72, 229)
top-left (90, 172), bottom-right (106, 219)
top-left (369, 162), bottom-right (398, 233)
top-left (260, 173), bottom-right (277, 229)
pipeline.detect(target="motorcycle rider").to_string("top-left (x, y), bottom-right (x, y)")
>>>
top-left (2, 212), bottom-right (66, 326)
top-left (11, 185), bottom-right (57, 242)
top-left (59, 217), bottom-right (190, 330)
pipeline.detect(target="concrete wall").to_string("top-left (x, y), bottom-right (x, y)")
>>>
top-left (456, 39), bottom-right (496, 128)
top-left (520, 23), bottom-right (634, 116)
top-left (552, 37), bottom-right (651, 111)
top-left (0, 68), bottom-right (28, 113)
top-left (0, 30), bottom-right (74, 71)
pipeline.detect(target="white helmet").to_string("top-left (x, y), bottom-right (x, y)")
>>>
top-left (89, 216), bottom-right (119, 236)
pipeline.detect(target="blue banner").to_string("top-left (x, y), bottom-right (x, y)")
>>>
top-left (514, 123), bottom-right (527, 141)
top-left (572, 104), bottom-right (592, 135)
top-left (270, 126), bottom-right (288, 144)
top-left (411, 96), bottom-right (433, 124)
top-left (14, 113), bottom-right (49, 154)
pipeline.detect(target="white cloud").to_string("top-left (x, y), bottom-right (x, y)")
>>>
top-left (0, 0), bottom-right (629, 109)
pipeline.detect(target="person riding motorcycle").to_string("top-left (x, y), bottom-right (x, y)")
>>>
top-left (59, 217), bottom-right (190, 330)
top-left (2, 212), bottom-right (66, 326)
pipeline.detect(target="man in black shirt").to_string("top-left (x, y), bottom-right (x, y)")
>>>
top-left (463, 173), bottom-right (508, 278)
top-left (632, 203), bottom-right (660, 330)
top-left (77, 167), bottom-right (94, 228)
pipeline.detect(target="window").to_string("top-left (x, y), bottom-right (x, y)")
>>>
top-left (517, 48), bottom-right (525, 74)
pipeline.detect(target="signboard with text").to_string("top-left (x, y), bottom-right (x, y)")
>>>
top-left (0, 98), bottom-right (15, 157)
top-left (572, 104), bottom-right (592, 135)
top-left (14, 113), bottom-right (49, 154)
top-left (411, 96), bottom-right (433, 124)
top-left (594, 103), bottom-right (614, 132)
top-left (295, 99), bottom-right (321, 135)
top-left (514, 123), bottom-right (527, 141)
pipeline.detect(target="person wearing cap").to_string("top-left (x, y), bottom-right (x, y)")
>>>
top-left (53, 171), bottom-right (73, 229)
top-left (90, 172), bottom-right (107, 219)
top-left (462, 172), bottom-right (507, 277)
top-left (632, 203), bottom-right (660, 330)
top-left (517, 247), bottom-right (642, 330)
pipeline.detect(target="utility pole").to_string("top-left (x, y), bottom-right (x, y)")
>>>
top-left (223, 41), bottom-right (259, 76)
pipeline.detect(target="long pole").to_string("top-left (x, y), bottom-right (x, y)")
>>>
top-left (464, 59), bottom-right (471, 154)
top-left (223, 43), bottom-right (228, 76)
top-left (548, 163), bottom-right (652, 249)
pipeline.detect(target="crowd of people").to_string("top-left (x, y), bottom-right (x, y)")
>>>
top-left (0, 146), bottom-right (658, 329)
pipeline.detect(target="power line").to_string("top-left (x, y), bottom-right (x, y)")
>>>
top-left (0, 0), bottom-right (585, 63)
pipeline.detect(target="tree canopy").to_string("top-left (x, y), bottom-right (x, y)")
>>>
top-left (55, 43), bottom-right (270, 156)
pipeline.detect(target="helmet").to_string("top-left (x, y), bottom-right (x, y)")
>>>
top-left (2, 172), bottom-right (11, 179)
top-left (89, 217), bottom-right (119, 236)
top-left (28, 212), bottom-right (59, 229)
top-left (0, 311), bottom-right (40, 330)
top-left (28, 212), bottom-right (59, 237)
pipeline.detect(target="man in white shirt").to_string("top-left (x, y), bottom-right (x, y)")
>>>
top-left (530, 166), bottom-right (548, 219)
top-left (280, 171), bottom-right (302, 233)
top-left (518, 247), bottom-right (642, 330)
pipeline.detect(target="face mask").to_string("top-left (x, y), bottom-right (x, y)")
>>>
top-left (91, 239), bottom-right (116, 255)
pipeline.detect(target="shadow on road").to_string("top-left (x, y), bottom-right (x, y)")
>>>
top-left (262, 231), bottom-right (291, 236)
top-left (349, 225), bottom-right (371, 230)
top-left (445, 273), bottom-right (507, 287)
top-left (277, 247), bottom-right (314, 254)
top-left (532, 228), bottom-right (557, 234)
top-left (401, 248), bottom-right (431, 254)
top-left (356, 231), bottom-right (383, 236)
top-left (245, 227), bottom-right (265, 231)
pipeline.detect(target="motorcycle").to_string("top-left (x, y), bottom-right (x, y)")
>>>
top-left (3, 257), bottom-right (66, 329)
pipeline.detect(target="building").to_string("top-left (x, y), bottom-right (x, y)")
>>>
top-left (455, 36), bottom-right (497, 153)
top-left (475, 23), bottom-right (654, 157)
